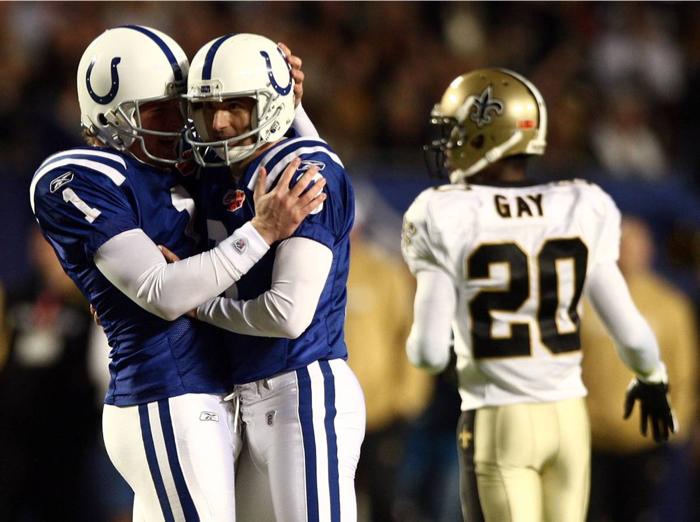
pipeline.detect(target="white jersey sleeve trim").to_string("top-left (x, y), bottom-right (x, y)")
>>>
top-left (585, 261), bottom-right (665, 379)
top-left (38, 149), bottom-right (127, 170)
top-left (406, 268), bottom-right (455, 373)
top-left (30, 158), bottom-right (127, 214)
top-left (94, 221), bottom-right (269, 321)
top-left (246, 138), bottom-right (343, 191)
top-left (196, 236), bottom-right (332, 338)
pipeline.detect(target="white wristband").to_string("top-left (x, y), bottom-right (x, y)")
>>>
top-left (217, 221), bottom-right (270, 278)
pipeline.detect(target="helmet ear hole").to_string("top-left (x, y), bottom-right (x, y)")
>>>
top-left (470, 134), bottom-right (485, 149)
top-left (97, 113), bottom-right (109, 126)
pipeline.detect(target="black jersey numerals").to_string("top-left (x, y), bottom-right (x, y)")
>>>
top-left (468, 244), bottom-right (531, 358)
top-left (466, 238), bottom-right (588, 359)
top-left (537, 239), bottom-right (588, 353)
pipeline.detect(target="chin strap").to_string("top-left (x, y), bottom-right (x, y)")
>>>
top-left (449, 130), bottom-right (524, 184)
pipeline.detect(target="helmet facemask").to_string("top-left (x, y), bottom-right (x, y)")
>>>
top-left (423, 108), bottom-right (458, 180)
top-left (88, 90), bottom-right (187, 166)
top-left (186, 89), bottom-right (283, 167)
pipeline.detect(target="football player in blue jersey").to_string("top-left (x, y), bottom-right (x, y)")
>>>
top-left (180, 33), bottom-right (366, 522)
top-left (30, 26), bottom-right (326, 521)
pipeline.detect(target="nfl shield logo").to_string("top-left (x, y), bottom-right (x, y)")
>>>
top-left (223, 189), bottom-right (246, 212)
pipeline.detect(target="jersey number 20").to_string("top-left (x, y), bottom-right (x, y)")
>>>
top-left (467, 238), bottom-right (588, 358)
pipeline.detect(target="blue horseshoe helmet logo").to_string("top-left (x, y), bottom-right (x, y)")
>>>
top-left (86, 57), bottom-right (122, 104)
top-left (259, 50), bottom-right (292, 96)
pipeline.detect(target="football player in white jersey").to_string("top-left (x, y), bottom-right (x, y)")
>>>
top-left (401, 68), bottom-right (677, 522)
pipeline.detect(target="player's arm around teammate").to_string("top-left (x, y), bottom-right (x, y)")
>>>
top-left (30, 26), bottom-right (326, 522)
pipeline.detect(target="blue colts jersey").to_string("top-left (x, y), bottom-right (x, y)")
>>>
top-left (200, 136), bottom-right (355, 384)
top-left (30, 147), bottom-right (229, 406)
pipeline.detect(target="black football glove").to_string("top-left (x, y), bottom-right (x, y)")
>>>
top-left (623, 378), bottom-right (678, 443)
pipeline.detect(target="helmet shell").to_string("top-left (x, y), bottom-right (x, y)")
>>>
top-left (76, 25), bottom-right (188, 161)
top-left (434, 68), bottom-right (547, 182)
top-left (186, 33), bottom-right (295, 165)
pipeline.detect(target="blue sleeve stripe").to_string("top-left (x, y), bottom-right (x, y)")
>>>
top-left (246, 138), bottom-right (344, 191)
top-left (202, 34), bottom-right (236, 81)
top-left (120, 25), bottom-right (184, 84)
top-left (30, 157), bottom-right (127, 214)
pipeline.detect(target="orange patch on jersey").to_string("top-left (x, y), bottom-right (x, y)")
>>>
top-left (223, 189), bottom-right (246, 212)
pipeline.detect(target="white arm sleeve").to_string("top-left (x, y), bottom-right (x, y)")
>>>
top-left (94, 222), bottom-right (269, 321)
top-left (196, 237), bottom-right (332, 338)
top-left (406, 269), bottom-right (456, 374)
top-left (292, 104), bottom-right (320, 138)
top-left (585, 261), bottom-right (666, 382)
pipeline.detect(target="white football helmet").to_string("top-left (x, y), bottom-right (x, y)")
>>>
top-left (185, 33), bottom-right (295, 166)
top-left (77, 25), bottom-right (189, 165)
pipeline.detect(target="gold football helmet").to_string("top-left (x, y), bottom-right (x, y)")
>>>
top-left (424, 68), bottom-right (547, 183)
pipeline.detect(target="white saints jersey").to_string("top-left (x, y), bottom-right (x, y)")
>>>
top-left (402, 179), bottom-right (621, 410)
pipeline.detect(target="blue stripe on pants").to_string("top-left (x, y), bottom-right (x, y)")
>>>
top-left (138, 404), bottom-right (175, 522)
top-left (320, 361), bottom-right (341, 522)
top-left (297, 367), bottom-right (319, 522)
top-left (158, 399), bottom-right (199, 521)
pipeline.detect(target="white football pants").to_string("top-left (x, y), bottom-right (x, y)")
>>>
top-left (234, 359), bottom-right (366, 522)
top-left (103, 393), bottom-right (241, 522)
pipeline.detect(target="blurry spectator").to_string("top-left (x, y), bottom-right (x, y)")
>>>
top-left (582, 216), bottom-right (699, 522)
top-left (591, 3), bottom-right (684, 103)
top-left (0, 227), bottom-right (131, 522)
top-left (590, 87), bottom-right (669, 179)
top-left (346, 186), bottom-right (433, 522)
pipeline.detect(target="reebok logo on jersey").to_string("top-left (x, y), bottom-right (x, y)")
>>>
top-left (50, 172), bottom-right (74, 193)
top-left (199, 411), bottom-right (219, 422)
top-left (297, 159), bottom-right (326, 172)
top-left (266, 410), bottom-right (276, 426)
top-left (223, 189), bottom-right (246, 212)
top-left (233, 238), bottom-right (248, 254)
top-left (293, 163), bottom-right (325, 215)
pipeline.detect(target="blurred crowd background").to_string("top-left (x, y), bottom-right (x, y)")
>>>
top-left (1, 2), bottom-right (700, 521)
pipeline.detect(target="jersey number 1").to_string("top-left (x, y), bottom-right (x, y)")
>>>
top-left (467, 238), bottom-right (588, 358)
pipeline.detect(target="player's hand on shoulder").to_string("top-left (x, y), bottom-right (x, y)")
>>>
top-left (251, 158), bottom-right (326, 245)
top-left (278, 42), bottom-right (304, 107)
top-left (623, 375), bottom-right (678, 443)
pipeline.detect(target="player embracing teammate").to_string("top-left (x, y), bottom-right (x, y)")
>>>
top-left (31, 26), bottom-right (363, 522)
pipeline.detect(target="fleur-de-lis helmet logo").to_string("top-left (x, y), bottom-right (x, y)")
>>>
top-left (469, 86), bottom-right (504, 128)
